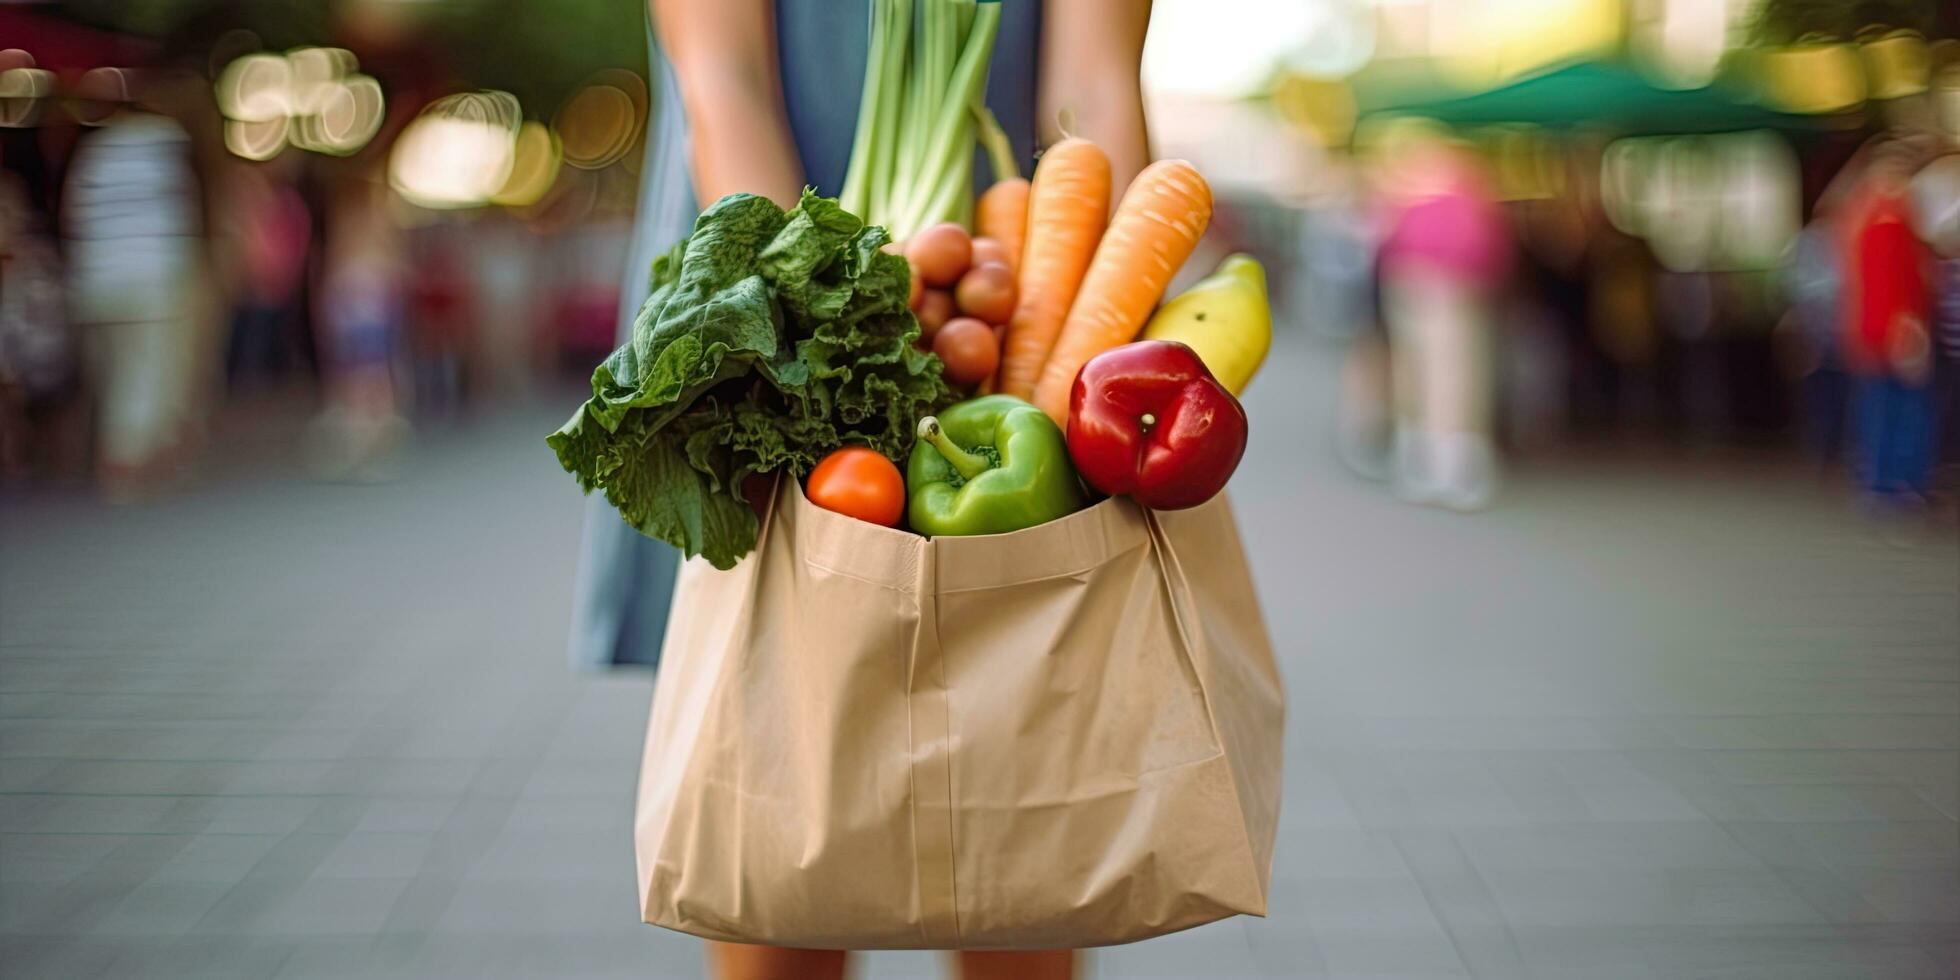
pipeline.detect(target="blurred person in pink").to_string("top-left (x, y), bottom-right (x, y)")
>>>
top-left (1839, 140), bottom-right (1936, 514)
top-left (59, 67), bottom-right (206, 501)
top-left (1373, 132), bottom-right (1513, 511)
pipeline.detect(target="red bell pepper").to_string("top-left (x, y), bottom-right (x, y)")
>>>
top-left (1066, 340), bottom-right (1248, 510)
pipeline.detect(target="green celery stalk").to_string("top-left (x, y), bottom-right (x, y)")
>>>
top-left (840, 0), bottom-right (916, 221)
top-left (973, 102), bottom-right (1019, 183)
top-left (838, 0), bottom-right (999, 236)
top-left (896, 0), bottom-right (963, 226)
top-left (955, 0), bottom-right (976, 56)
top-left (895, 0), bottom-right (999, 238)
top-left (864, 0), bottom-right (913, 223)
top-left (838, 0), bottom-right (896, 218)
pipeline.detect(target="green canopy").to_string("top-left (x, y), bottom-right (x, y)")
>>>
top-left (1357, 60), bottom-right (1818, 136)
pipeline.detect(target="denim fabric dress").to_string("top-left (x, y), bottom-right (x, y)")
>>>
top-left (567, 1), bottom-right (1041, 668)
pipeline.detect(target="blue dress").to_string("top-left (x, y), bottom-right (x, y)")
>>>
top-left (568, 1), bottom-right (1042, 668)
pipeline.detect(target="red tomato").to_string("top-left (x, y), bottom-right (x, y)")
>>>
top-left (933, 317), bottom-right (999, 388)
top-left (805, 447), bottom-right (906, 527)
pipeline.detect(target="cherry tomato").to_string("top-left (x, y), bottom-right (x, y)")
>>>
top-left (971, 236), bottom-right (1012, 270)
top-left (954, 261), bottom-right (1017, 325)
top-left (908, 266), bottom-right (923, 308)
top-left (933, 317), bottom-right (999, 388)
top-left (805, 447), bottom-right (905, 527)
top-left (906, 223), bottom-right (971, 287)
top-left (914, 289), bottom-right (955, 337)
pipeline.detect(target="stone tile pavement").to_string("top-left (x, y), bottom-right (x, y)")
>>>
top-left (2, 334), bottom-right (1955, 978)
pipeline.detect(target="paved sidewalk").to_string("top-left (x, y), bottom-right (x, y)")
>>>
top-left (2, 332), bottom-right (1956, 978)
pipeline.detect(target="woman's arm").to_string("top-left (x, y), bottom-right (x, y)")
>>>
top-left (1038, 0), bottom-right (1152, 198)
top-left (651, 0), bottom-right (805, 208)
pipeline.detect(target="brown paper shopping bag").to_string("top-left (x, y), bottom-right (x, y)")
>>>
top-left (633, 478), bottom-right (1283, 950)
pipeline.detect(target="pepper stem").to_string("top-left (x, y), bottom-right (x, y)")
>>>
top-left (917, 416), bottom-right (992, 481)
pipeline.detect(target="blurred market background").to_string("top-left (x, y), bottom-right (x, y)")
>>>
top-left (2, 1), bottom-right (1957, 978)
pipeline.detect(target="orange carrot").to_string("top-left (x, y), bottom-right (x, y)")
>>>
top-left (1030, 160), bottom-right (1213, 424)
top-left (976, 178), bottom-right (1029, 269)
top-left (972, 104), bottom-right (1029, 270)
top-left (996, 139), bottom-right (1109, 400)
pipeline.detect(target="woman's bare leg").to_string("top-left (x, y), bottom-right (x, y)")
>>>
top-left (707, 942), bottom-right (847, 980)
top-left (954, 949), bottom-right (1075, 980)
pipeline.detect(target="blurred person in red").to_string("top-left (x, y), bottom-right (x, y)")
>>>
top-left (1839, 138), bottom-right (1937, 516)
top-left (60, 66), bottom-right (208, 501)
top-left (405, 230), bottom-right (471, 419)
top-left (1372, 129), bottom-right (1513, 511)
top-left (215, 152), bottom-right (311, 392)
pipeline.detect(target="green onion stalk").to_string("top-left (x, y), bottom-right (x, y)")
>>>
top-left (838, 0), bottom-right (1002, 242)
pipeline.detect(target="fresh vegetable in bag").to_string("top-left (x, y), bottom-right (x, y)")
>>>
top-left (908, 394), bottom-right (1082, 537)
top-left (549, 191), bottom-right (952, 569)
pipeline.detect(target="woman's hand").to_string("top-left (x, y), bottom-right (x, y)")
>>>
top-left (1039, 0), bottom-right (1153, 199)
top-left (651, 0), bottom-right (806, 208)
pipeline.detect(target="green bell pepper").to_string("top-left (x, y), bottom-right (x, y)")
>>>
top-left (907, 395), bottom-right (1085, 537)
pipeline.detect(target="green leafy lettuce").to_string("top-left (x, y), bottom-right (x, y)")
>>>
top-left (548, 190), bottom-right (951, 569)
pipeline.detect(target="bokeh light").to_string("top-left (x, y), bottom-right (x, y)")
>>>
top-left (1427, 0), bottom-right (1621, 89)
top-left (1600, 130), bottom-right (1798, 272)
top-left (492, 120), bottom-right (564, 207)
top-left (216, 53), bottom-right (294, 123)
top-left (0, 64), bottom-right (54, 129)
top-left (1629, 0), bottom-right (1749, 89)
top-left (292, 73), bottom-right (385, 156)
top-left (554, 83), bottom-right (636, 170)
top-left (223, 116), bottom-right (291, 161)
top-left (389, 90), bottom-right (523, 209)
top-left (1142, 0), bottom-right (1331, 97)
top-left (1860, 29), bottom-right (1932, 100)
top-left (215, 48), bottom-right (387, 159)
top-left (1753, 39), bottom-right (1867, 114)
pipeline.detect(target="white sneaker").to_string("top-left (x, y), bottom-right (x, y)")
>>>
top-left (1393, 426), bottom-right (1440, 505)
top-left (1430, 432), bottom-right (1499, 512)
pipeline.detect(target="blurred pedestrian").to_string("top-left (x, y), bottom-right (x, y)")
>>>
top-left (216, 153), bottom-right (310, 391)
top-left (60, 67), bottom-right (204, 501)
top-left (405, 229), bottom-right (471, 419)
top-left (1840, 140), bottom-right (1936, 517)
top-left (1373, 133), bottom-right (1513, 511)
top-left (0, 169), bottom-right (77, 477)
top-left (1780, 208), bottom-right (1850, 467)
top-left (1909, 151), bottom-right (1960, 480)
top-left (303, 179), bottom-right (410, 481)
